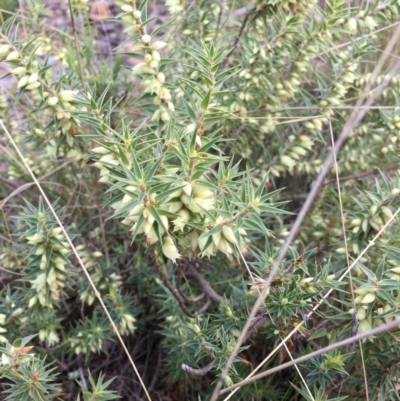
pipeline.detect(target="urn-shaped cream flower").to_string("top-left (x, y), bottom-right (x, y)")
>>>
top-left (162, 236), bottom-right (181, 263)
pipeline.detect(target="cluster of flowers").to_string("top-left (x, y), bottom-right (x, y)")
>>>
top-left (115, 1), bottom-right (174, 122)
top-left (24, 227), bottom-right (69, 308)
top-left (112, 179), bottom-right (245, 262)
top-left (165, 0), bottom-right (184, 18)
top-left (0, 40), bottom-right (81, 138)
top-left (350, 298), bottom-right (400, 337)
top-left (349, 203), bottom-right (394, 235)
top-left (92, 141), bottom-right (247, 264)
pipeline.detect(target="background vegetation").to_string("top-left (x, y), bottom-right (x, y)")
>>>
top-left (1, 0), bottom-right (400, 400)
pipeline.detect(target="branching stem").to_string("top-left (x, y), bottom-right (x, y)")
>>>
top-left (150, 248), bottom-right (196, 317)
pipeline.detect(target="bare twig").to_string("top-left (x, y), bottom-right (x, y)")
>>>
top-left (215, 0), bottom-right (224, 34)
top-left (347, 313), bottom-right (360, 354)
top-left (186, 267), bottom-right (224, 305)
top-left (150, 249), bottom-right (196, 318)
top-left (323, 164), bottom-right (400, 186)
top-left (177, 263), bottom-right (207, 303)
top-left (182, 361), bottom-right (215, 377)
top-left (219, 318), bottom-right (400, 395)
top-left (222, 8), bottom-right (257, 67)
top-left (244, 313), bottom-right (269, 341)
top-left (78, 367), bottom-right (87, 390)
top-left (67, 0), bottom-right (86, 94)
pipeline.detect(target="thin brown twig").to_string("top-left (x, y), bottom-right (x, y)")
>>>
top-left (323, 164), bottom-right (400, 186)
top-left (182, 361), bottom-right (215, 377)
top-left (221, 8), bottom-right (257, 67)
top-left (67, 0), bottom-right (86, 95)
top-left (215, 0), bottom-right (224, 34)
top-left (244, 313), bottom-right (269, 341)
top-left (347, 312), bottom-right (360, 353)
top-left (186, 267), bottom-right (224, 305)
top-left (150, 249), bottom-right (211, 318)
top-left (177, 261), bottom-right (207, 303)
top-left (183, 312), bottom-right (268, 377)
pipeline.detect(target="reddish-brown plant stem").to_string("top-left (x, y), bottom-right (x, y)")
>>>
top-left (150, 248), bottom-right (196, 317)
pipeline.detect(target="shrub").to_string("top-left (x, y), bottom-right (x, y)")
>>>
top-left (1, 0), bottom-right (400, 399)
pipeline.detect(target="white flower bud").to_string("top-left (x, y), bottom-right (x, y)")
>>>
top-left (149, 59), bottom-right (159, 69)
top-left (27, 232), bottom-right (44, 244)
top-left (124, 24), bottom-right (140, 35)
top-left (130, 220), bottom-right (144, 234)
top-left (93, 146), bottom-right (110, 155)
top-left (59, 90), bottom-right (77, 102)
top-left (364, 16), bottom-right (377, 30)
top-left (47, 96), bottom-right (59, 106)
top-left (151, 51), bottom-right (161, 62)
top-left (222, 225), bottom-right (238, 245)
top-left (218, 237), bottom-right (232, 254)
top-left (6, 50), bottom-right (20, 61)
top-left (212, 231), bottom-right (222, 247)
top-left (28, 73), bottom-right (38, 84)
top-left (172, 209), bottom-right (189, 231)
top-left (2, 353), bottom-right (11, 365)
top-left (162, 237), bottom-right (181, 262)
top-left (185, 123), bottom-right (196, 134)
top-left (350, 218), bottom-right (362, 226)
top-left (280, 155), bottom-right (295, 171)
top-left (357, 307), bottom-right (366, 321)
top-left (150, 108), bottom-right (161, 122)
top-left (0, 44), bottom-right (11, 57)
top-left (381, 206), bottom-right (393, 219)
top-left (192, 185), bottom-right (213, 199)
top-left (291, 146), bottom-right (307, 156)
top-left (150, 41), bottom-right (167, 50)
top-left (159, 215), bottom-right (169, 234)
top-left (11, 66), bottom-right (26, 76)
top-left (121, 4), bottom-right (134, 12)
top-left (129, 203), bottom-right (145, 217)
top-left (146, 226), bottom-right (158, 244)
top-left (369, 205), bottom-right (377, 216)
top-left (358, 319), bottom-right (372, 336)
top-left (188, 197), bottom-right (213, 213)
top-left (361, 293), bottom-right (376, 304)
top-left (189, 231), bottom-right (199, 252)
top-left (181, 194), bottom-right (192, 206)
top-left (195, 134), bottom-right (201, 147)
top-left (141, 34), bottom-right (151, 44)
top-left (133, 10), bottom-right (141, 19)
top-left (167, 201), bottom-right (183, 213)
top-left (183, 182), bottom-right (192, 196)
top-left (156, 72), bottom-right (165, 83)
top-left (348, 18), bottom-right (357, 33)
top-left (160, 109), bottom-right (169, 121)
top-left (132, 62), bottom-right (155, 75)
top-left (17, 75), bottom-right (29, 88)
top-left (25, 81), bottom-right (41, 91)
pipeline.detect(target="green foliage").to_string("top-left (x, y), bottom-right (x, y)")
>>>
top-left (0, 335), bottom-right (59, 400)
top-left (1, 0), bottom-right (400, 399)
top-left (77, 372), bottom-right (120, 401)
